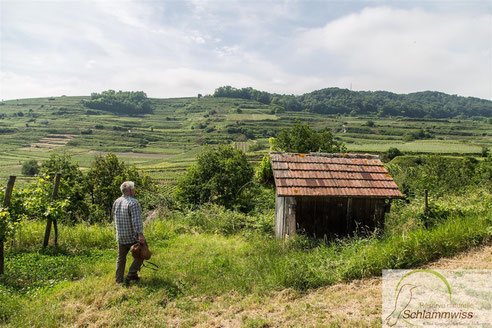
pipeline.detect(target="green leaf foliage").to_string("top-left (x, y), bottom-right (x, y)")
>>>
top-left (274, 119), bottom-right (346, 153)
top-left (175, 145), bottom-right (254, 209)
top-left (21, 160), bottom-right (39, 176)
top-left (0, 176), bottom-right (70, 235)
top-left (214, 86), bottom-right (492, 118)
top-left (39, 153), bottom-right (88, 223)
top-left (382, 147), bottom-right (403, 162)
top-left (85, 153), bottom-right (154, 222)
top-left (82, 90), bottom-right (153, 115)
top-left (255, 155), bottom-right (273, 184)
top-left (388, 155), bottom-right (492, 197)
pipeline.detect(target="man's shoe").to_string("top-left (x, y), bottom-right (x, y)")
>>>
top-left (125, 275), bottom-right (140, 282)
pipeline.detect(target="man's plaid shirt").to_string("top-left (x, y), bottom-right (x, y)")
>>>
top-left (112, 195), bottom-right (144, 245)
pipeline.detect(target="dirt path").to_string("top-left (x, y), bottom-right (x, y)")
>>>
top-left (189, 244), bottom-right (492, 327)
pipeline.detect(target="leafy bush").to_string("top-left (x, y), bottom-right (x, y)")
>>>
top-left (388, 155), bottom-right (491, 197)
top-left (272, 119), bottom-right (346, 153)
top-left (39, 153), bottom-right (88, 223)
top-left (175, 145), bottom-right (254, 209)
top-left (82, 90), bottom-right (153, 115)
top-left (382, 147), bottom-right (403, 162)
top-left (481, 146), bottom-right (489, 158)
top-left (255, 154), bottom-right (273, 184)
top-left (0, 206), bottom-right (14, 243)
top-left (85, 153), bottom-right (154, 222)
top-left (0, 176), bottom-right (70, 241)
top-left (80, 128), bottom-right (93, 135)
top-left (21, 160), bottom-right (39, 176)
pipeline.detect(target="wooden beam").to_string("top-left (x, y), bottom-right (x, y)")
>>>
top-left (346, 197), bottom-right (353, 233)
top-left (286, 197), bottom-right (296, 237)
top-left (275, 196), bottom-right (284, 238)
top-left (1, 175), bottom-right (16, 275)
top-left (2, 176), bottom-right (16, 208)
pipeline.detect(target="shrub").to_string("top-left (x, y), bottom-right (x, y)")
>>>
top-left (255, 155), bottom-right (273, 184)
top-left (175, 145), bottom-right (254, 209)
top-left (273, 119), bottom-right (346, 153)
top-left (40, 153), bottom-right (88, 223)
top-left (82, 90), bottom-right (153, 115)
top-left (21, 160), bottom-right (39, 176)
top-left (481, 146), bottom-right (489, 158)
top-left (382, 147), bottom-right (403, 162)
top-left (80, 129), bottom-right (93, 135)
top-left (85, 153), bottom-right (154, 222)
top-left (387, 155), bottom-right (489, 198)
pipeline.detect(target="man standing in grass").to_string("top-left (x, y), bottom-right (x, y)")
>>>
top-left (113, 181), bottom-right (146, 284)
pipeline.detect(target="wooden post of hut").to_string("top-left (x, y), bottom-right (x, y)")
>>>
top-left (270, 152), bottom-right (403, 239)
top-left (275, 195), bottom-right (296, 238)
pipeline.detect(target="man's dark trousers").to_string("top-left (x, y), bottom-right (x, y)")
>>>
top-left (116, 243), bottom-right (144, 283)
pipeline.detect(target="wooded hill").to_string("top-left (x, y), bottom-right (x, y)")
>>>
top-left (213, 86), bottom-right (492, 118)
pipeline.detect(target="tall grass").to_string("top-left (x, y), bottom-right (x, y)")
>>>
top-left (11, 220), bottom-right (115, 251)
top-left (1, 186), bottom-right (491, 326)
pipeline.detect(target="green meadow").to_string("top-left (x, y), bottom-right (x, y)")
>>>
top-left (1, 94), bottom-right (492, 327)
top-left (1, 95), bottom-right (490, 185)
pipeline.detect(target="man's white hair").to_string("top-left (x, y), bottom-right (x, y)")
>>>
top-left (120, 181), bottom-right (135, 195)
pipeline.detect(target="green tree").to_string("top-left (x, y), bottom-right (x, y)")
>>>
top-left (383, 147), bottom-right (403, 162)
top-left (274, 119), bottom-right (346, 153)
top-left (82, 90), bottom-right (153, 115)
top-left (39, 153), bottom-right (87, 223)
top-left (85, 153), bottom-right (153, 222)
top-left (21, 159), bottom-right (39, 176)
top-left (255, 154), bottom-right (273, 184)
top-left (258, 122), bottom-right (346, 185)
top-left (481, 146), bottom-right (489, 158)
top-left (175, 145), bottom-right (254, 209)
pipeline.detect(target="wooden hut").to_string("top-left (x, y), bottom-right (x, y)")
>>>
top-left (271, 152), bottom-right (403, 239)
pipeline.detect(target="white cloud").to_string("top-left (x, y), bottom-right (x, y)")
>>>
top-left (1, 1), bottom-right (491, 100)
top-left (294, 6), bottom-right (492, 98)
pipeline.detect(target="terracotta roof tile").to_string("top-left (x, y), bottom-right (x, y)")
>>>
top-left (271, 152), bottom-right (403, 198)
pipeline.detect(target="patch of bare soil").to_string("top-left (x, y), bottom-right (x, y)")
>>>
top-left (19, 134), bottom-right (77, 151)
top-left (87, 151), bottom-right (175, 159)
top-left (189, 244), bottom-right (492, 328)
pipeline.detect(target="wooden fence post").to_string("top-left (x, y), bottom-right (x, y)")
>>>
top-left (1, 175), bottom-right (16, 275)
top-left (42, 173), bottom-right (61, 248)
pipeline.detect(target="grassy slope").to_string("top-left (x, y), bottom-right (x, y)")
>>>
top-left (1, 95), bottom-right (492, 327)
top-left (1, 96), bottom-right (491, 184)
top-left (1, 189), bottom-right (490, 327)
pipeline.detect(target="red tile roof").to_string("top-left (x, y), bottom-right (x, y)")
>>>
top-left (271, 152), bottom-right (403, 198)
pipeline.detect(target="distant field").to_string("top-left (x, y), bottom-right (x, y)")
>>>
top-left (226, 113), bottom-right (278, 121)
top-left (0, 95), bottom-right (491, 184)
top-left (346, 140), bottom-right (484, 153)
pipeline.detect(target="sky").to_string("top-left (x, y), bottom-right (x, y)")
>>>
top-left (1, 0), bottom-right (491, 100)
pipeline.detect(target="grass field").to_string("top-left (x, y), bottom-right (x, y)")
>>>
top-left (1, 95), bottom-right (491, 184)
top-left (1, 188), bottom-right (490, 327)
top-left (1, 94), bottom-right (492, 327)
